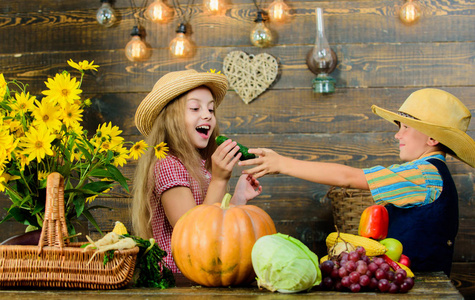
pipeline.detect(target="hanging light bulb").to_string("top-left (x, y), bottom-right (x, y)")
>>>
top-left (125, 26), bottom-right (150, 62)
top-left (399, 0), bottom-right (421, 24)
top-left (306, 7), bottom-right (337, 94)
top-left (146, 0), bottom-right (174, 23)
top-left (96, 0), bottom-right (117, 27)
top-left (267, 0), bottom-right (290, 23)
top-left (250, 11), bottom-right (273, 48)
top-left (169, 23), bottom-right (195, 58)
top-left (204, 0), bottom-right (226, 15)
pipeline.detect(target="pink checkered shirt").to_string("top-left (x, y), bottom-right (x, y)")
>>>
top-left (150, 155), bottom-right (210, 273)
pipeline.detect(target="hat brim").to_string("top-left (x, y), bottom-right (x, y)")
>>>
top-left (135, 72), bottom-right (228, 137)
top-left (372, 105), bottom-right (475, 168)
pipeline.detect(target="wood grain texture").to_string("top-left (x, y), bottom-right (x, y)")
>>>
top-left (0, 0), bottom-right (474, 272)
top-left (1, 43), bottom-right (475, 92)
top-left (1, 1), bottom-right (474, 53)
top-left (0, 273), bottom-right (464, 299)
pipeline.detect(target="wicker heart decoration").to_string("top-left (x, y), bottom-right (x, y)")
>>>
top-left (223, 51), bottom-right (278, 104)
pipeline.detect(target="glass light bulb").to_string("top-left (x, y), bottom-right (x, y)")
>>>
top-left (125, 30), bottom-right (149, 62)
top-left (267, 0), bottom-right (290, 23)
top-left (146, 0), bottom-right (174, 23)
top-left (399, 0), bottom-right (421, 24)
top-left (204, 0), bottom-right (226, 14)
top-left (96, 1), bottom-right (117, 27)
top-left (170, 33), bottom-right (194, 58)
top-left (250, 12), bottom-right (273, 48)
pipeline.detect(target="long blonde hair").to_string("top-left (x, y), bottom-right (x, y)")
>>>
top-left (131, 87), bottom-right (219, 238)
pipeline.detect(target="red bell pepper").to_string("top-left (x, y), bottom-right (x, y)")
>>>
top-left (358, 205), bottom-right (389, 240)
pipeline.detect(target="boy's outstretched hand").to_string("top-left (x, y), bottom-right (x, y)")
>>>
top-left (231, 174), bottom-right (262, 205)
top-left (239, 148), bottom-right (282, 179)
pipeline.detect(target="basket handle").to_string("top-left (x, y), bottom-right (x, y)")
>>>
top-left (38, 172), bottom-right (69, 253)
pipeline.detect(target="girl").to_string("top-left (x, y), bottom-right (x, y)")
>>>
top-left (132, 70), bottom-right (262, 272)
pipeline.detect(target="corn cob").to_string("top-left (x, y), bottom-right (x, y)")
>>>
top-left (395, 261), bottom-right (415, 278)
top-left (326, 232), bottom-right (387, 256)
top-left (320, 255), bottom-right (329, 264)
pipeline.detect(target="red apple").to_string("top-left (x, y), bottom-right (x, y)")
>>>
top-left (398, 254), bottom-right (411, 268)
top-left (380, 238), bottom-right (403, 262)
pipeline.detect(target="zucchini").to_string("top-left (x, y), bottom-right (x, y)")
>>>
top-left (215, 135), bottom-right (256, 161)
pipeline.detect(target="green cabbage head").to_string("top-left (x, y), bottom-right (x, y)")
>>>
top-left (251, 233), bottom-right (322, 293)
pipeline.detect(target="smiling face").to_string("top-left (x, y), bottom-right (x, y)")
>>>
top-left (395, 122), bottom-right (436, 161)
top-left (184, 86), bottom-right (216, 149)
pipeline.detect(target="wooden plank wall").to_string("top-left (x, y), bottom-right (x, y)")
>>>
top-left (0, 0), bottom-right (474, 263)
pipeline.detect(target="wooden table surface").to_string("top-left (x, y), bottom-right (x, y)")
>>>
top-left (0, 272), bottom-right (463, 299)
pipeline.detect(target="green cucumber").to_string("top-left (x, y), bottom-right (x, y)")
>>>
top-left (215, 135), bottom-right (256, 161)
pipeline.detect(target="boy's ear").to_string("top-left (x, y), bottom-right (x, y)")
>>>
top-left (427, 137), bottom-right (440, 146)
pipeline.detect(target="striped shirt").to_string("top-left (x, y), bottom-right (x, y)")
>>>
top-left (150, 155), bottom-right (210, 273)
top-left (363, 153), bottom-right (444, 208)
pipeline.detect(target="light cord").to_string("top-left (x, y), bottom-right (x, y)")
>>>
top-left (171, 0), bottom-right (195, 24)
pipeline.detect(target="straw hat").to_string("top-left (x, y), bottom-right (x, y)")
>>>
top-left (372, 88), bottom-right (475, 167)
top-left (135, 69), bottom-right (228, 137)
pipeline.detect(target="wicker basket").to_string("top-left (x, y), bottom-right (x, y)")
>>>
top-left (0, 172), bottom-right (139, 289)
top-left (326, 186), bottom-right (375, 235)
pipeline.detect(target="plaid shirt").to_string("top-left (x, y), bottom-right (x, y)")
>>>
top-left (150, 155), bottom-right (210, 273)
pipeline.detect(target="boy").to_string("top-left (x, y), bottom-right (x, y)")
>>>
top-left (240, 88), bottom-right (475, 275)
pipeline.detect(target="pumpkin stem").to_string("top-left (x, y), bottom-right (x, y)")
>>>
top-left (220, 193), bottom-right (232, 209)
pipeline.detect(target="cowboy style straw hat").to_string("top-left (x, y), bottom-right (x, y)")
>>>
top-left (135, 69), bottom-right (228, 137)
top-left (372, 88), bottom-right (475, 168)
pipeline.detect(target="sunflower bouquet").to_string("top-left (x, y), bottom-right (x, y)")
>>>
top-left (0, 60), bottom-right (168, 235)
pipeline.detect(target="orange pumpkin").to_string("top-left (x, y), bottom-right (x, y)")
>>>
top-left (171, 193), bottom-right (276, 287)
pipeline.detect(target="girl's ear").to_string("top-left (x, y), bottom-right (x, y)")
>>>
top-left (427, 137), bottom-right (440, 147)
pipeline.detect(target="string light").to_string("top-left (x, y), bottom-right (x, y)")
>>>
top-left (250, 0), bottom-right (273, 48)
top-left (125, 26), bottom-right (150, 61)
top-left (250, 10), bottom-right (273, 48)
top-left (203, 0), bottom-right (226, 15)
top-left (267, 0), bottom-right (290, 23)
top-left (399, 0), bottom-right (422, 24)
top-left (169, 0), bottom-right (196, 58)
top-left (169, 23), bottom-right (195, 58)
top-left (146, 0), bottom-right (174, 23)
top-left (125, 0), bottom-right (150, 62)
top-left (96, 0), bottom-right (117, 27)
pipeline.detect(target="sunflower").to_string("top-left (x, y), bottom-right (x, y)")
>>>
top-left (154, 142), bottom-right (169, 160)
top-left (0, 150), bottom-right (6, 172)
top-left (32, 100), bottom-right (63, 132)
top-left (129, 140), bottom-right (148, 160)
top-left (38, 170), bottom-right (50, 181)
top-left (15, 152), bottom-right (29, 171)
top-left (21, 125), bottom-right (56, 163)
top-left (67, 59), bottom-right (99, 72)
top-left (93, 122), bottom-right (124, 150)
top-left (12, 91), bottom-right (36, 115)
top-left (111, 145), bottom-right (128, 167)
top-left (0, 126), bottom-right (15, 160)
top-left (0, 172), bottom-right (21, 192)
top-left (61, 102), bottom-right (83, 128)
top-left (67, 122), bottom-right (84, 136)
top-left (0, 74), bottom-right (7, 99)
top-left (42, 72), bottom-right (82, 105)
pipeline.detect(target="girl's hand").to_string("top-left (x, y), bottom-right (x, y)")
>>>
top-left (211, 138), bottom-right (241, 181)
top-left (231, 174), bottom-right (262, 205)
top-left (239, 148), bottom-right (282, 178)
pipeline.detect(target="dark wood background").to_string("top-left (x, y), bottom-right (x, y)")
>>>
top-left (0, 0), bottom-right (474, 281)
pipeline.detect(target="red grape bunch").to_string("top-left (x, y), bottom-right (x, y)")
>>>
top-left (319, 246), bottom-right (415, 293)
